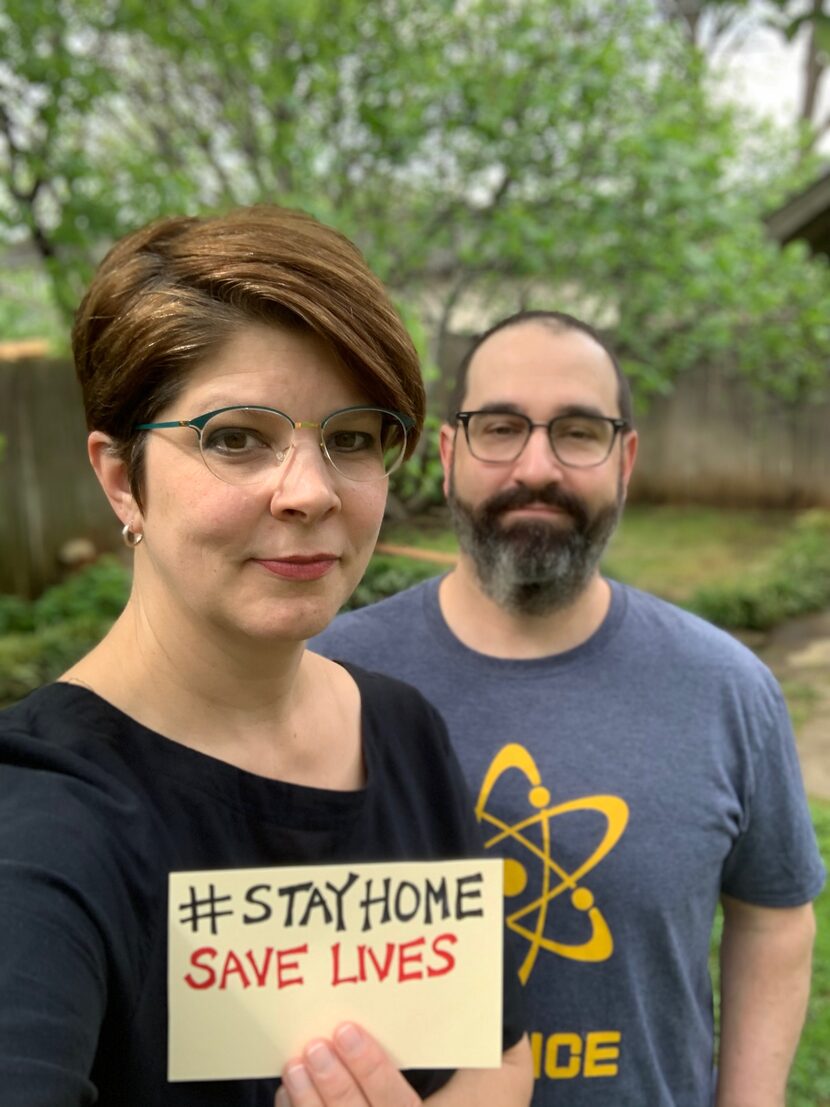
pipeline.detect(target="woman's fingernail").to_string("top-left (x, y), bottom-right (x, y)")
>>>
top-left (306, 1041), bottom-right (336, 1074)
top-left (283, 1062), bottom-right (313, 1094)
top-left (334, 1022), bottom-right (363, 1055)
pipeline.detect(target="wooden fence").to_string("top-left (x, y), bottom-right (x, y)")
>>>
top-left (1, 354), bottom-right (829, 597)
top-left (630, 367), bottom-right (830, 507)
top-left (0, 358), bottom-right (119, 597)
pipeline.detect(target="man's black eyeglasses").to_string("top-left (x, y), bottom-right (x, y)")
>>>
top-left (455, 410), bottom-right (629, 468)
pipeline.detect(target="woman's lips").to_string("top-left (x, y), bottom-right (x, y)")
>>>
top-left (254, 556), bottom-right (338, 581)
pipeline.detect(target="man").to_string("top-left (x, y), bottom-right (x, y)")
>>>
top-left (312, 310), bottom-right (825, 1106)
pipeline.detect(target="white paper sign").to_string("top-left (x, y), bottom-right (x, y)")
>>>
top-left (168, 858), bottom-right (503, 1081)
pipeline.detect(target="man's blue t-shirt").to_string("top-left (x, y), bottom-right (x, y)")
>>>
top-left (312, 577), bottom-right (825, 1107)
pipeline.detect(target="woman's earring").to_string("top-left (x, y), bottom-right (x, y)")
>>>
top-left (121, 522), bottom-right (144, 549)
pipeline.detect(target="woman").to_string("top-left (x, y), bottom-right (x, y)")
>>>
top-left (0, 207), bottom-right (531, 1107)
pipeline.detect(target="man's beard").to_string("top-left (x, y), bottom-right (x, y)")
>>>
top-left (448, 475), bottom-right (623, 617)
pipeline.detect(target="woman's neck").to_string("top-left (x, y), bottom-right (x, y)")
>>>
top-left (63, 605), bottom-right (363, 788)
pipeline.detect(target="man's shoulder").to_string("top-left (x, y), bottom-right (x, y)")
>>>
top-left (616, 580), bottom-right (775, 680)
top-left (312, 576), bottom-right (439, 654)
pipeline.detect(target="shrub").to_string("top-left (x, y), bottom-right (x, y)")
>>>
top-left (0, 594), bottom-right (36, 634)
top-left (0, 619), bottom-right (108, 708)
top-left (388, 414), bottom-right (446, 514)
top-left (32, 555), bottom-right (130, 627)
top-left (689, 511), bottom-right (830, 631)
top-left (0, 557), bottom-right (130, 708)
top-left (341, 555), bottom-right (443, 612)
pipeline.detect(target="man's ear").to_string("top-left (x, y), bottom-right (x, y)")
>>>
top-left (620, 429), bottom-right (639, 497)
top-left (438, 422), bottom-right (456, 499)
top-left (88, 432), bottom-right (142, 531)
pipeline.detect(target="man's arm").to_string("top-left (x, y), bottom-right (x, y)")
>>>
top-left (715, 895), bottom-right (816, 1107)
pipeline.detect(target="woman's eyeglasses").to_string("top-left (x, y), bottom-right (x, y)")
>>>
top-left (136, 405), bottom-right (413, 484)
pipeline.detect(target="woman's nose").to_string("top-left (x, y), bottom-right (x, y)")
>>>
top-left (266, 434), bottom-right (341, 521)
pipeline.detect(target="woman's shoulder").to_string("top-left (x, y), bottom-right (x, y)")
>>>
top-left (337, 659), bottom-right (448, 732)
top-left (0, 682), bottom-right (164, 877)
top-left (0, 685), bottom-right (167, 964)
top-left (341, 661), bottom-right (462, 796)
top-left (336, 661), bottom-right (481, 852)
top-left (2, 681), bottom-right (151, 784)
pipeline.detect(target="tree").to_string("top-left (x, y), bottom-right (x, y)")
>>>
top-left (658, 0), bottom-right (830, 145)
top-left (1, 0), bottom-right (829, 421)
top-left (656, 0), bottom-right (755, 53)
top-left (775, 0), bottom-right (830, 137)
top-left (0, 0), bottom-right (150, 315)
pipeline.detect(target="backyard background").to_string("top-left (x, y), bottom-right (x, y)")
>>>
top-left (2, 0), bottom-right (830, 1102)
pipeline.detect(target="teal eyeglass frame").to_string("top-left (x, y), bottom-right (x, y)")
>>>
top-left (136, 403), bottom-right (415, 437)
top-left (135, 403), bottom-right (415, 480)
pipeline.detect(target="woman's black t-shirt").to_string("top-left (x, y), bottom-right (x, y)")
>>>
top-left (0, 665), bottom-right (524, 1106)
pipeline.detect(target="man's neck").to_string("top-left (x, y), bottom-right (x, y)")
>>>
top-left (438, 556), bottom-right (612, 660)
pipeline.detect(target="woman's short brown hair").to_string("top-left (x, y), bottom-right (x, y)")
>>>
top-left (72, 204), bottom-right (424, 502)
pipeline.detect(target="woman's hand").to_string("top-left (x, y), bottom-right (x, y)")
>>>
top-left (275, 1024), bottom-right (533, 1107)
top-left (275, 1022), bottom-right (421, 1107)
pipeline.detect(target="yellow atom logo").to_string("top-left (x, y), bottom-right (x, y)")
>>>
top-left (475, 743), bottom-right (629, 983)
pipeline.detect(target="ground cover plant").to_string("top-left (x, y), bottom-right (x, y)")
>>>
top-left (789, 801), bottom-right (830, 1106)
top-left (708, 803), bottom-right (829, 1107)
top-left (0, 555), bottom-right (129, 707)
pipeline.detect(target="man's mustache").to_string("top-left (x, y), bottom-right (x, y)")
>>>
top-left (478, 484), bottom-right (588, 527)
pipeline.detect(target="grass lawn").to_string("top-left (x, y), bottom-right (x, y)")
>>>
top-left (790, 800), bottom-right (830, 1105)
top-left (710, 803), bottom-right (829, 1107)
top-left (602, 504), bottom-right (793, 604)
top-left (381, 505), bottom-right (829, 1099)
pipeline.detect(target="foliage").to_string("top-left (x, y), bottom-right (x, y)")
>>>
top-left (658, 0), bottom-right (830, 144)
top-left (388, 414), bottom-right (446, 515)
top-left (763, 0), bottom-right (830, 143)
top-left (340, 555), bottom-right (442, 613)
top-left (0, 619), bottom-right (104, 707)
top-left (2, 0), bottom-right (830, 426)
top-left (0, 0), bottom-right (138, 315)
top-left (31, 554), bottom-right (130, 626)
top-left (602, 504), bottom-right (792, 604)
top-left (0, 264), bottom-right (65, 347)
top-left (0, 556), bottom-right (130, 707)
top-left (0, 592), bottom-right (34, 634)
top-left (688, 510), bottom-right (830, 630)
top-left (388, 311), bottom-right (446, 513)
top-left (656, 0), bottom-right (751, 47)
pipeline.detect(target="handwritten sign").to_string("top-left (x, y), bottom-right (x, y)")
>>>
top-left (168, 858), bottom-right (503, 1081)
